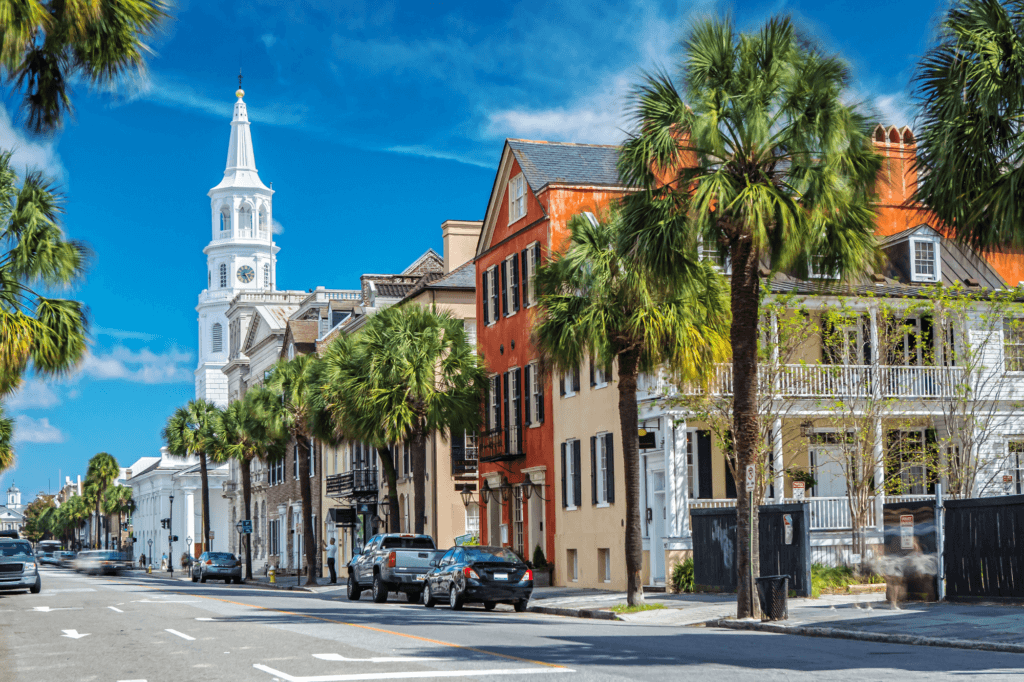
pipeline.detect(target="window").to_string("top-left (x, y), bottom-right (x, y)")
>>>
top-left (560, 365), bottom-right (581, 398)
top-left (591, 433), bottom-right (615, 505)
top-left (501, 253), bottom-right (520, 317)
top-left (263, 263), bottom-right (270, 289)
top-left (808, 254), bottom-right (837, 280)
top-left (288, 343), bottom-right (295, 360)
top-left (567, 548), bottom-right (578, 582)
top-left (598, 548), bottom-right (611, 583)
top-left (911, 238), bottom-right (940, 282)
top-left (506, 368), bottom-right (522, 453)
top-left (309, 442), bottom-right (315, 478)
top-left (521, 242), bottom-right (541, 308)
top-left (268, 519), bottom-right (280, 556)
top-left (590, 358), bottom-right (610, 388)
top-left (512, 486), bottom-right (524, 556)
top-left (219, 209), bottom-right (231, 237)
top-left (219, 263), bottom-right (227, 288)
top-left (487, 375), bottom-right (500, 431)
top-left (258, 208), bottom-right (269, 238)
top-left (211, 323), bottom-right (223, 353)
top-left (561, 439), bottom-right (582, 509)
top-left (1004, 319), bottom-right (1024, 372)
top-left (402, 442), bottom-right (411, 477)
top-left (524, 362), bottom-right (544, 427)
top-left (508, 174), bottom-right (527, 224)
top-left (463, 319), bottom-right (477, 348)
top-left (238, 205), bottom-right (253, 238)
top-left (699, 237), bottom-right (731, 274)
top-left (483, 266), bottom-right (499, 326)
top-left (465, 504), bottom-right (480, 538)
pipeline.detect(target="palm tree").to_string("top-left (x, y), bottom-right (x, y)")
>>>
top-left (912, 0), bottom-right (1024, 250)
top-left (213, 387), bottom-right (287, 580)
top-left (0, 0), bottom-right (169, 134)
top-left (320, 305), bottom-right (487, 536)
top-left (103, 485), bottom-right (134, 550)
top-left (85, 452), bottom-right (119, 548)
top-left (617, 16), bottom-right (881, 617)
top-left (60, 494), bottom-right (90, 550)
top-left (260, 355), bottom-right (332, 586)
top-left (163, 399), bottom-right (222, 553)
top-left (0, 404), bottom-right (13, 473)
top-left (0, 152), bottom-right (89, 397)
top-left (533, 207), bottom-right (730, 606)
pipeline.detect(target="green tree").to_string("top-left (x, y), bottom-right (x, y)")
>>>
top-left (22, 494), bottom-right (56, 541)
top-left (533, 207), bottom-right (730, 606)
top-left (85, 452), bottom-right (119, 548)
top-left (59, 493), bottom-right (90, 549)
top-left (0, 404), bottom-right (13, 474)
top-left (213, 387), bottom-right (287, 580)
top-left (102, 484), bottom-right (134, 550)
top-left (912, 0), bottom-right (1024, 250)
top-left (260, 355), bottom-right (332, 586)
top-left (617, 16), bottom-right (882, 617)
top-left (0, 0), bottom-right (169, 134)
top-left (0, 152), bottom-right (89, 398)
top-left (162, 399), bottom-right (221, 553)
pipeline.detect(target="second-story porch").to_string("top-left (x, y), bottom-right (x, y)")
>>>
top-left (326, 469), bottom-right (379, 501)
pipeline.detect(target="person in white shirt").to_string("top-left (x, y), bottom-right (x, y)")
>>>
top-left (324, 537), bottom-right (338, 584)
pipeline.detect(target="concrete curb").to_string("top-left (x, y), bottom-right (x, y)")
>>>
top-left (243, 580), bottom-right (314, 593)
top-left (707, 618), bottom-right (1024, 655)
top-left (528, 605), bottom-right (620, 621)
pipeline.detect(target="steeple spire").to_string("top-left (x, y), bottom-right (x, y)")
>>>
top-left (211, 84), bottom-right (269, 192)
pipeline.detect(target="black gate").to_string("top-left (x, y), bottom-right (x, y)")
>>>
top-left (883, 500), bottom-right (938, 601)
top-left (691, 503), bottom-right (812, 597)
top-left (945, 494), bottom-right (1024, 601)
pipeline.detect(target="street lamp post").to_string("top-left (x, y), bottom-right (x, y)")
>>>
top-left (168, 494), bottom-right (174, 575)
top-left (147, 538), bottom-right (153, 568)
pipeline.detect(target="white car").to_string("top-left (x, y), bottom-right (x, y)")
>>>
top-left (0, 539), bottom-right (41, 593)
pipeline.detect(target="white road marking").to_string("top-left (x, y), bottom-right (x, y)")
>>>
top-left (195, 617), bottom-right (217, 621)
top-left (117, 679), bottom-right (147, 681)
top-left (108, 606), bottom-right (124, 613)
top-left (133, 599), bottom-right (198, 603)
top-left (313, 654), bottom-right (446, 663)
top-left (165, 629), bottom-right (196, 641)
top-left (61, 630), bottom-right (89, 640)
top-left (253, 665), bottom-right (574, 681)
top-left (32, 606), bottom-right (83, 612)
top-left (37, 588), bottom-right (95, 594)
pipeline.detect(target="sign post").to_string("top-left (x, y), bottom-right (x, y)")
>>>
top-left (900, 514), bottom-right (915, 549)
top-left (792, 481), bottom-right (805, 501)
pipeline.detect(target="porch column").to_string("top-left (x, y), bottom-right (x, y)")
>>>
top-left (186, 492), bottom-right (195, 555)
top-left (773, 418), bottom-right (784, 502)
top-left (667, 412), bottom-right (688, 538)
top-left (873, 417), bottom-right (884, 532)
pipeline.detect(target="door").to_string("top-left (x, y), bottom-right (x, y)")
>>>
top-left (648, 468), bottom-right (666, 584)
top-left (431, 548), bottom-right (455, 596)
top-left (810, 447), bottom-right (846, 497)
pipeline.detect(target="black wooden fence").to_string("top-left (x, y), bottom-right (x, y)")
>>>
top-left (945, 494), bottom-right (1024, 600)
top-left (691, 503), bottom-right (812, 597)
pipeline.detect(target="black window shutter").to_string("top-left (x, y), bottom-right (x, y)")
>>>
top-left (561, 443), bottom-right (568, 508)
top-left (559, 372), bottom-right (565, 397)
top-left (697, 430), bottom-right (713, 500)
top-left (589, 358), bottom-right (595, 387)
top-left (538, 379), bottom-right (545, 423)
top-left (724, 456), bottom-right (737, 499)
top-left (572, 440), bottom-right (582, 507)
top-left (521, 248), bottom-right (529, 307)
top-left (590, 436), bottom-right (598, 505)
top-left (534, 243), bottom-right (541, 274)
top-left (500, 260), bottom-right (508, 317)
top-left (512, 253), bottom-right (520, 312)
top-left (482, 271), bottom-right (489, 324)
top-left (502, 372), bottom-right (510, 451)
top-left (822, 315), bottom-right (836, 364)
top-left (514, 367), bottom-right (523, 428)
top-left (605, 433), bottom-right (615, 503)
top-left (451, 431), bottom-right (465, 459)
top-left (862, 316), bottom-right (872, 365)
top-left (524, 366), bottom-right (532, 426)
top-left (490, 270), bottom-right (499, 323)
top-left (572, 366), bottom-right (581, 393)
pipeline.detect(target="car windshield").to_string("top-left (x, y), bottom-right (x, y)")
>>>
top-left (99, 552), bottom-right (119, 559)
top-left (380, 537), bottom-right (434, 550)
top-left (464, 547), bottom-right (521, 564)
top-left (0, 542), bottom-right (33, 557)
top-left (208, 553), bottom-right (235, 561)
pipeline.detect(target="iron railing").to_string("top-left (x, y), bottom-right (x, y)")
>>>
top-left (326, 469), bottom-right (378, 499)
top-left (451, 442), bottom-right (479, 477)
top-left (479, 426), bottom-right (524, 462)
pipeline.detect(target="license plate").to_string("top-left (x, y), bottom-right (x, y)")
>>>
top-left (494, 572), bottom-right (509, 581)
top-left (415, 574), bottom-right (426, 581)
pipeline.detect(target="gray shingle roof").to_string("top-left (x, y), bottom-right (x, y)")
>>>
top-left (427, 261), bottom-right (475, 290)
top-left (507, 140), bottom-right (622, 190)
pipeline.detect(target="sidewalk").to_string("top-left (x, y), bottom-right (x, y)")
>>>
top-left (527, 586), bottom-right (740, 624)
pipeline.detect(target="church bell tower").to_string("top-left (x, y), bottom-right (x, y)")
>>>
top-left (194, 84), bottom-right (280, 406)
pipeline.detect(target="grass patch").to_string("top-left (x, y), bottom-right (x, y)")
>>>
top-left (610, 602), bottom-right (667, 614)
top-left (811, 563), bottom-right (885, 598)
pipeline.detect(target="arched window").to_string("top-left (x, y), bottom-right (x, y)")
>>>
top-left (239, 205), bottom-right (253, 238)
top-left (212, 323), bottom-right (223, 353)
top-left (258, 208), bottom-right (269, 238)
top-left (220, 208), bottom-right (231, 237)
top-left (263, 263), bottom-right (270, 289)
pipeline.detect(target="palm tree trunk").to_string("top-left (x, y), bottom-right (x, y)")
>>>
top-left (617, 348), bottom-right (645, 607)
top-left (412, 424), bottom-right (427, 535)
top-left (241, 456), bottom-right (253, 581)
top-left (94, 499), bottom-right (101, 548)
top-left (199, 451), bottom-right (212, 552)
top-left (297, 436), bottom-right (317, 585)
top-left (731, 235), bottom-right (762, 620)
top-left (377, 446), bottom-right (401, 533)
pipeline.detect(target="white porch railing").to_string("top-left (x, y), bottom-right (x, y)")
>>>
top-left (639, 363), bottom-right (964, 400)
top-left (689, 494), bottom-right (940, 531)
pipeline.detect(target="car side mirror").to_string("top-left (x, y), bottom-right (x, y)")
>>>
top-left (429, 559), bottom-right (438, 567)
top-left (353, 546), bottom-right (362, 555)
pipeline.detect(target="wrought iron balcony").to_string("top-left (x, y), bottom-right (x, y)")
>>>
top-left (479, 426), bottom-right (525, 463)
top-left (451, 442), bottom-right (479, 477)
top-left (326, 469), bottom-right (378, 499)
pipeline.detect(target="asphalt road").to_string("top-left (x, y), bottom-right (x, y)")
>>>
top-left (1, 567), bottom-right (1023, 682)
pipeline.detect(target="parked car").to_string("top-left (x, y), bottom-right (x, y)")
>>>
top-left (422, 545), bottom-right (532, 612)
top-left (0, 539), bottom-right (41, 593)
top-left (191, 552), bottom-right (242, 584)
top-left (347, 533), bottom-right (439, 603)
top-left (73, 550), bottom-right (126, 575)
top-left (57, 551), bottom-right (77, 567)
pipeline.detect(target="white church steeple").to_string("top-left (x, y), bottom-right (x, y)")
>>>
top-left (195, 85), bottom-right (281, 407)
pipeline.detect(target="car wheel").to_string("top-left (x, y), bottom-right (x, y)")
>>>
top-left (191, 572), bottom-right (198, 583)
top-left (372, 575), bottom-right (388, 603)
top-left (422, 583), bottom-right (436, 608)
top-left (200, 570), bottom-right (207, 583)
top-left (234, 576), bottom-right (243, 585)
top-left (449, 586), bottom-right (463, 611)
top-left (514, 599), bottom-right (528, 613)
top-left (347, 574), bottom-right (361, 601)
top-left (484, 601), bottom-right (496, 611)
top-left (30, 578), bottom-right (41, 594)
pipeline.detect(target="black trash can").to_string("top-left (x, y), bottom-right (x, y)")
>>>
top-left (755, 575), bottom-right (789, 621)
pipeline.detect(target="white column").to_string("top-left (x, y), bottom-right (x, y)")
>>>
top-left (773, 418), bottom-right (784, 502)
top-left (873, 418), bottom-right (885, 532)
top-left (668, 413), bottom-right (689, 537)
top-left (186, 493), bottom-right (196, 554)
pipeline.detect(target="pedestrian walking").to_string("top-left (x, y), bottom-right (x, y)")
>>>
top-left (325, 537), bottom-right (337, 584)
top-left (139, 553), bottom-right (146, 568)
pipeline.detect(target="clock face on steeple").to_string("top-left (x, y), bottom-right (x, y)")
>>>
top-left (236, 265), bottom-right (255, 283)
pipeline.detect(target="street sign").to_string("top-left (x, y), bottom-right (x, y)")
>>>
top-left (792, 481), bottom-right (805, 500)
top-left (850, 553), bottom-right (862, 564)
top-left (782, 514), bottom-right (793, 545)
top-left (238, 520), bottom-right (252, 534)
top-left (1003, 475), bottom-right (1014, 483)
top-left (900, 514), bottom-right (915, 549)
top-left (209, 530), bottom-right (215, 539)
top-left (745, 465), bottom-right (755, 492)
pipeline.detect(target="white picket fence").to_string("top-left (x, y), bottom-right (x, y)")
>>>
top-left (689, 494), bottom-right (938, 531)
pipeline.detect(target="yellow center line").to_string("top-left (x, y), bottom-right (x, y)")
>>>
top-left (143, 583), bottom-right (566, 669)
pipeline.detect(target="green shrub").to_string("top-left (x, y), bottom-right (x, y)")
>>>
top-left (810, 563), bottom-right (884, 598)
top-left (671, 558), bottom-right (695, 593)
top-left (532, 545), bottom-right (548, 568)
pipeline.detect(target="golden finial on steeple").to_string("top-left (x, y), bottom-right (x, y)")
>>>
top-left (236, 69), bottom-right (244, 99)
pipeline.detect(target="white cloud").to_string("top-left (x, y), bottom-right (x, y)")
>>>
top-left (6, 380), bottom-right (61, 411)
top-left (13, 415), bottom-right (65, 444)
top-left (261, 33), bottom-right (278, 49)
top-left (873, 93), bottom-right (916, 129)
top-left (93, 326), bottom-right (160, 342)
top-left (80, 346), bottom-right (193, 384)
top-left (272, 219), bottom-right (285, 235)
top-left (0, 103), bottom-right (65, 180)
top-left (385, 145), bottom-right (491, 168)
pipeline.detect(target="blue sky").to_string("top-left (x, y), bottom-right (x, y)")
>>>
top-left (0, 0), bottom-right (947, 499)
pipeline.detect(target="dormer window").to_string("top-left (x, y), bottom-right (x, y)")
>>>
top-left (699, 237), bottom-right (731, 274)
top-left (508, 174), bottom-right (527, 224)
top-left (808, 255), bottom-right (837, 280)
top-left (910, 237), bottom-right (940, 282)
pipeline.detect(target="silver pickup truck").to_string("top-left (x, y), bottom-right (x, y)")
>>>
top-left (346, 533), bottom-right (439, 603)
top-left (0, 538), bottom-right (41, 594)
